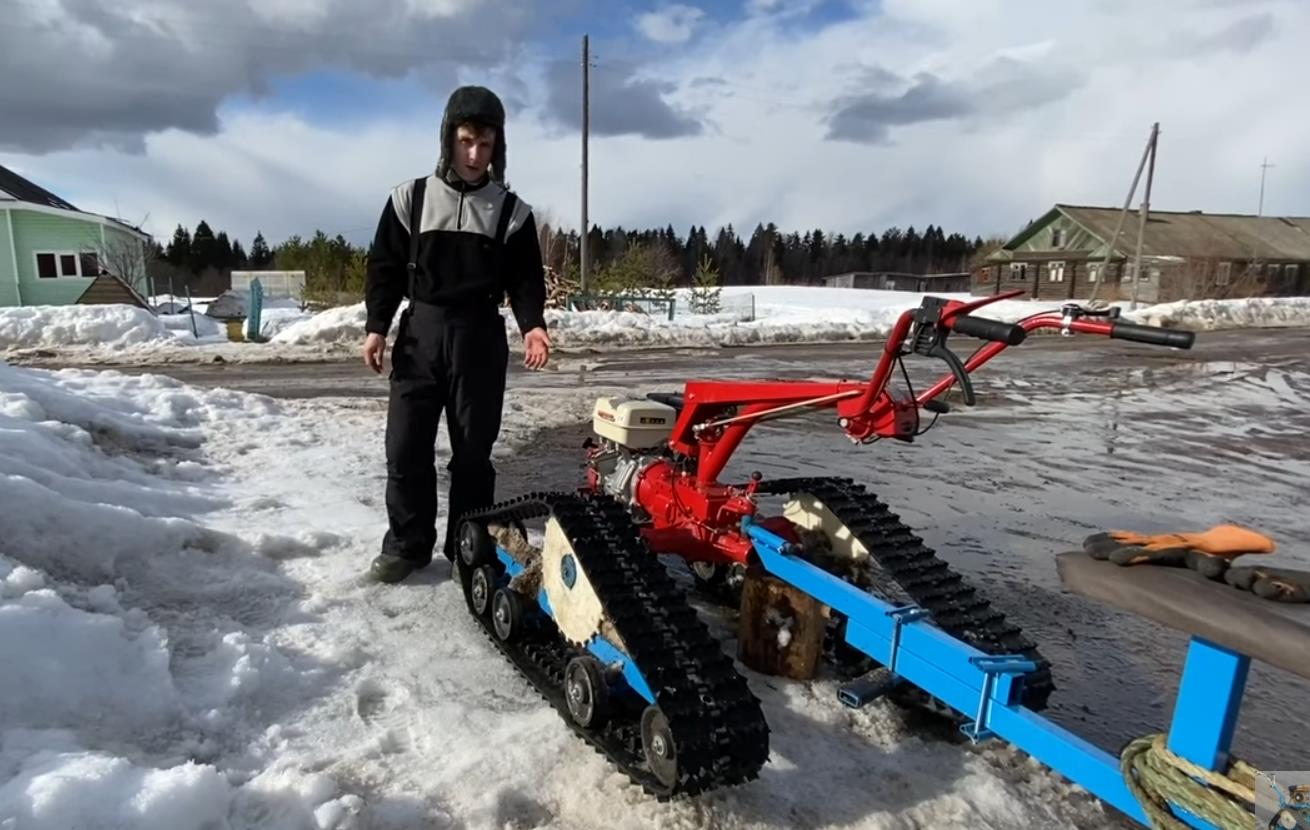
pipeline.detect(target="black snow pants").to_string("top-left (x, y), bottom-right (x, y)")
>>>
top-left (382, 300), bottom-right (508, 565)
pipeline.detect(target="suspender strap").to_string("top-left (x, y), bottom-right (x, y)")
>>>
top-left (406, 176), bottom-right (426, 298)
top-left (495, 191), bottom-right (518, 245)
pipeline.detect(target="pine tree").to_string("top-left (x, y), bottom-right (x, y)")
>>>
top-left (231, 239), bottom-right (248, 270)
top-left (190, 220), bottom-right (216, 273)
top-left (166, 225), bottom-right (191, 268)
top-left (689, 253), bottom-right (722, 314)
top-left (249, 232), bottom-right (272, 268)
top-left (215, 231), bottom-right (234, 272)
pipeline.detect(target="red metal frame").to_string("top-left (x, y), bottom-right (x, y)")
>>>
top-left (588, 293), bottom-right (1121, 571)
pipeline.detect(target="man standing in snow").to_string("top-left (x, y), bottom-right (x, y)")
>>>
top-left (361, 85), bottom-right (550, 584)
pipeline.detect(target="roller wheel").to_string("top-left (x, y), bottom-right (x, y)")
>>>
top-left (689, 561), bottom-right (744, 605)
top-left (690, 561), bottom-right (725, 589)
top-left (563, 656), bottom-right (610, 729)
top-left (458, 519), bottom-right (495, 568)
top-left (640, 705), bottom-right (679, 789)
top-left (468, 565), bottom-right (498, 618)
top-left (492, 587), bottom-right (524, 642)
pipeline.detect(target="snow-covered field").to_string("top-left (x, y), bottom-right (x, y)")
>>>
top-left (4, 288), bottom-right (1310, 366)
top-left (0, 362), bottom-right (1113, 829)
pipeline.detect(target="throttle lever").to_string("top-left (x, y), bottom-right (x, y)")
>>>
top-left (926, 341), bottom-right (976, 406)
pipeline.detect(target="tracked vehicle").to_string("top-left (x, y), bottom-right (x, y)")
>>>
top-left (452, 291), bottom-right (1289, 828)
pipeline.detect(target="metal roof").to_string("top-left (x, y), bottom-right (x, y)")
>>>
top-left (1057, 204), bottom-right (1310, 261)
top-left (0, 163), bottom-right (79, 211)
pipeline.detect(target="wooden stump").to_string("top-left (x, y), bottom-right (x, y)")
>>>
top-left (736, 563), bottom-right (827, 680)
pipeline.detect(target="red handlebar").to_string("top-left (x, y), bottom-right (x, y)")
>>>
top-left (838, 297), bottom-right (1196, 442)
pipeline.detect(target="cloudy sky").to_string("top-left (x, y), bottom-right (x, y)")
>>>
top-left (2, 0), bottom-right (1307, 251)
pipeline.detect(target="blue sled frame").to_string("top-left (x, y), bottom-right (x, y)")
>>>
top-left (742, 517), bottom-right (1249, 830)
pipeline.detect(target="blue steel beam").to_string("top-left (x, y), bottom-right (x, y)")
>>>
top-left (1167, 638), bottom-right (1249, 771)
top-left (743, 518), bottom-right (1240, 830)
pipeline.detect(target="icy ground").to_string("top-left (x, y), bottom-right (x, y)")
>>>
top-left (4, 288), bottom-right (1310, 366)
top-left (0, 362), bottom-right (1114, 829)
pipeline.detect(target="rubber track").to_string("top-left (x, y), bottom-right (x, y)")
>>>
top-left (456, 491), bottom-right (770, 799)
top-left (756, 476), bottom-right (1055, 711)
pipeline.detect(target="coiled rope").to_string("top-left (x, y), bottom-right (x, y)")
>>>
top-left (1121, 733), bottom-right (1259, 830)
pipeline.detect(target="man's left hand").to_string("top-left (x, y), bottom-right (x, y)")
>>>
top-left (523, 327), bottom-right (551, 370)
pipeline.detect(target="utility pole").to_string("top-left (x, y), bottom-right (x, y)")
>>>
top-left (1088, 123), bottom-right (1155, 304)
top-left (1130, 122), bottom-right (1159, 310)
top-left (1258, 156), bottom-right (1275, 217)
top-left (580, 34), bottom-right (590, 294)
top-left (1253, 156), bottom-right (1275, 275)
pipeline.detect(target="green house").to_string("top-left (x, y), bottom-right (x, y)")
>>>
top-left (0, 163), bottom-right (154, 308)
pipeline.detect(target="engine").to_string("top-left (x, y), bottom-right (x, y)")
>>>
top-left (586, 395), bottom-right (676, 506)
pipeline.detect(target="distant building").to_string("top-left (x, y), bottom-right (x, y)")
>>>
top-left (231, 270), bottom-right (305, 302)
top-left (823, 271), bottom-right (972, 293)
top-left (973, 204), bottom-right (1310, 302)
top-left (0, 163), bottom-right (154, 309)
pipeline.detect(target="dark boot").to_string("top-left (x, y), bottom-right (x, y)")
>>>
top-left (369, 553), bottom-right (426, 583)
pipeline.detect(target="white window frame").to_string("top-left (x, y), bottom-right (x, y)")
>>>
top-left (1010, 262), bottom-right (1028, 281)
top-left (1087, 263), bottom-right (1101, 282)
top-left (1285, 263), bottom-right (1300, 280)
top-left (1216, 262), bottom-right (1231, 285)
top-left (1050, 228), bottom-right (1064, 248)
top-left (33, 249), bottom-right (98, 280)
top-left (1047, 260), bottom-right (1066, 282)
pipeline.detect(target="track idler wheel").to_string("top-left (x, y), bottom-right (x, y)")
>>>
top-left (492, 587), bottom-right (525, 642)
top-left (458, 519), bottom-right (496, 568)
top-left (468, 565), bottom-right (498, 618)
top-left (640, 705), bottom-right (679, 790)
top-left (563, 655), bottom-right (610, 729)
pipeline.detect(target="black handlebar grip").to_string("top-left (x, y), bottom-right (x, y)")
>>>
top-left (951, 314), bottom-right (1027, 346)
top-left (1110, 322), bottom-right (1195, 349)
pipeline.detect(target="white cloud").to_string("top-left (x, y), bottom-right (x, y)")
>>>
top-left (3, 0), bottom-right (1308, 254)
top-left (636, 4), bottom-right (706, 45)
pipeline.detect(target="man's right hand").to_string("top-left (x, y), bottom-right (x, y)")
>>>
top-left (363, 333), bottom-right (387, 373)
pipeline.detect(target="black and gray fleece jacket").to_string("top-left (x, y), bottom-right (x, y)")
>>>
top-left (364, 172), bottom-right (547, 337)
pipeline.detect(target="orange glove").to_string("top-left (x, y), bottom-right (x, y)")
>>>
top-left (1083, 524), bottom-right (1276, 577)
top-left (1101, 524), bottom-right (1275, 556)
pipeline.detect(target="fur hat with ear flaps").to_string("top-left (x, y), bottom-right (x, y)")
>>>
top-left (436, 85), bottom-right (507, 183)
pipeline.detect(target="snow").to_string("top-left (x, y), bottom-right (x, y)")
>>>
top-left (0, 305), bottom-right (174, 351)
top-left (1123, 296), bottom-right (1310, 331)
top-left (270, 301), bottom-right (394, 346)
top-left (0, 359), bottom-right (1125, 829)
top-left (4, 289), bottom-right (1310, 367)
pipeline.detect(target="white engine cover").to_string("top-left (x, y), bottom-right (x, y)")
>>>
top-left (592, 395), bottom-right (676, 449)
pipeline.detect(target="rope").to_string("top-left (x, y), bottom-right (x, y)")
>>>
top-left (1120, 733), bottom-right (1260, 830)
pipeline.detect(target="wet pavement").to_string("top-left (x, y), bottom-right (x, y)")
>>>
top-left (52, 327), bottom-right (1310, 769)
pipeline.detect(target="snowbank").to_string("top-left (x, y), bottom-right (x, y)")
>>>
top-left (267, 289), bottom-right (1043, 351)
top-left (1124, 296), bottom-right (1310, 331)
top-left (159, 311), bottom-right (226, 343)
top-left (0, 364), bottom-right (338, 828)
top-left (269, 301), bottom-right (391, 346)
top-left (0, 305), bottom-right (173, 351)
top-left (10, 290), bottom-right (1310, 367)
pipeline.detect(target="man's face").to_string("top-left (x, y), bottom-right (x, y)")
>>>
top-left (453, 123), bottom-right (495, 181)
